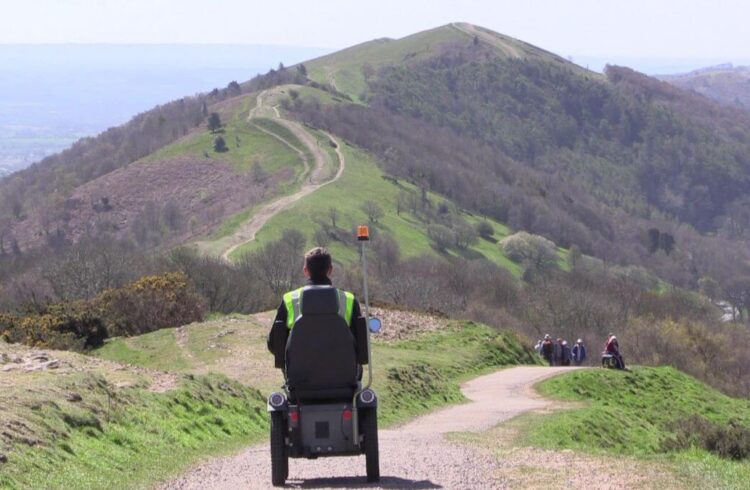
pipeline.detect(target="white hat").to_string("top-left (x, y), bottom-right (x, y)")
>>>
top-left (577, 339), bottom-right (583, 343)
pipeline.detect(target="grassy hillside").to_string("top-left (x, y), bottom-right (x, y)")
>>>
top-left (142, 95), bottom-right (306, 180)
top-left (95, 311), bottom-right (541, 425)
top-left (521, 368), bottom-right (750, 486)
top-left (0, 343), bottom-right (268, 490)
top-left (304, 23), bottom-right (586, 102)
top-left (660, 64), bottom-right (750, 110)
top-left (223, 138), bottom-right (522, 273)
top-left (1, 313), bottom-right (538, 489)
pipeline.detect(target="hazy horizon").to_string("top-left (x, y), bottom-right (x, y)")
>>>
top-left (0, 44), bottom-right (328, 176)
top-left (2, 1), bottom-right (749, 176)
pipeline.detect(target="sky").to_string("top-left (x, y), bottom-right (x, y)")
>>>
top-left (1, 0), bottom-right (749, 67)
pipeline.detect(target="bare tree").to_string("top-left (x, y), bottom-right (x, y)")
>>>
top-left (361, 201), bottom-right (384, 223)
top-left (328, 207), bottom-right (339, 228)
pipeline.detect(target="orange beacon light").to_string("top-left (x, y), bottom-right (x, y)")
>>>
top-left (357, 225), bottom-right (370, 241)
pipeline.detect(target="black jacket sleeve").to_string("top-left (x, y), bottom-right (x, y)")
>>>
top-left (267, 301), bottom-right (288, 355)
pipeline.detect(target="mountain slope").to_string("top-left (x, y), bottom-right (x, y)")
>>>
top-left (659, 63), bottom-right (750, 109)
top-left (304, 22), bottom-right (592, 102)
top-left (3, 22), bottom-right (750, 304)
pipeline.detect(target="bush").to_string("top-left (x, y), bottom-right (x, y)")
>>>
top-left (98, 272), bottom-right (206, 337)
top-left (213, 136), bottom-right (228, 152)
top-left (500, 231), bottom-right (558, 273)
top-left (427, 224), bottom-right (455, 252)
top-left (476, 221), bottom-right (494, 239)
top-left (170, 248), bottom-right (273, 313)
top-left (0, 272), bottom-right (205, 350)
top-left (0, 303), bottom-right (107, 350)
top-left (664, 415), bottom-right (750, 460)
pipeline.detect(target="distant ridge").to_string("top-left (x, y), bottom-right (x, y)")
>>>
top-left (658, 62), bottom-right (750, 109)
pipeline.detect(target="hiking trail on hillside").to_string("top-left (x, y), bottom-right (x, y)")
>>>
top-left (195, 89), bottom-right (346, 261)
top-left (160, 367), bottom-right (582, 489)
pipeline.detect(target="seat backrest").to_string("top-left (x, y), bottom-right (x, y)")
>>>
top-left (285, 287), bottom-right (358, 400)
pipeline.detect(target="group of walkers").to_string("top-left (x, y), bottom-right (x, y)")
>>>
top-left (535, 335), bottom-right (587, 366)
top-left (535, 333), bottom-right (626, 369)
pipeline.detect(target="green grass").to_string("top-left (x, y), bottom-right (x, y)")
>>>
top-left (140, 97), bottom-right (304, 180)
top-left (94, 328), bottom-right (190, 371)
top-left (517, 367), bottom-right (750, 487)
top-left (305, 25), bottom-right (470, 101)
top-left (16, 315), bottom-right (539, 489)
top-left (96, 316), bottom-right (540, 422)
top-left (225, 141), bottom-right (521, 274)
top-left (0, 373), bottom-right (268, 490)
top-left (302, 23), bottom-right (580, 102)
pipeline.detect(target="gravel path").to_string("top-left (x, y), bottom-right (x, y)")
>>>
top-left (218, 89), bottom-right (346, 261)
top-left (160, 366), bottom-right (577, 489)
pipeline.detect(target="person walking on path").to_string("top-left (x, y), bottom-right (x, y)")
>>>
top-left (571, 338), bottom-right (587, 366)
top-left (541, 334), bottom-right (554, 366)
top-left (553, 338), bottom-right (564, 366)
top-left (560, 340), bottom-right (572, 366)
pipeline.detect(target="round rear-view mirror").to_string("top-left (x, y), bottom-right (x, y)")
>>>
top-left (368, 317), bottom-right (382, 333)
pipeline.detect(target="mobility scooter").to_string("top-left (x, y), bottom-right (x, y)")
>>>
top-left (267, 226), bottom-right (381, 486)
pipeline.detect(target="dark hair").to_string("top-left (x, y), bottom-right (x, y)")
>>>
top-left (305, 247), bottom-right (332, 280)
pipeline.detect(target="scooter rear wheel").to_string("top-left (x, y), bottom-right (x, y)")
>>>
top-left (270, 411), bottom-right (288, 486)
top-left (360, 407), bottom-right (380, 482)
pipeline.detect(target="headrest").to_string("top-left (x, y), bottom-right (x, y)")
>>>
top-left (301, 287), bottom-right (339, 315)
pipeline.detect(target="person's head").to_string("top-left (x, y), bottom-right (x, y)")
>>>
top-left (303, 247), bottom-right (333, 281)
top-left (557, 338), bottom-right (562, 343)
top-left (577, 338), bottom-right (583, 344)
top-left (562, 340), bottom-right (568, 346)
top-left (544, 334), bottom-right (551, 340)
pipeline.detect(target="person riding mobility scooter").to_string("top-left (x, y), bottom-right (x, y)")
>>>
top-left (266, 227), bottom-right (381, 486)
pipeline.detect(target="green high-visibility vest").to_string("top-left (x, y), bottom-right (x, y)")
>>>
top-left (283, 286), bottom-right (354, 329)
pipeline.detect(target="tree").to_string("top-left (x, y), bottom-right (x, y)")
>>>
top-left (567, 244), bottom-right (582, 269)
top-left (297, 64), bottom-right (307, 77)
top-left (475, 221), bottom-right (494, 240)
top-left (207, 112), bottom-right (222, 133)
top-left (213, 136), bottom-right (228, 153)
top-left (500, 231), bottom-right (559, 274)
top-left (313, 227), bottom-right (330, 247)
top-left (328, 207), bottom-right (338, 228)
top-left (724, 277), bottom-right (750, 322)
top-left (427, 224), bottom-right (455, 252)
top-left (244, 228), bottom-right (306, 295)
top-left (698, 276), bottom-right (721, 302)
top-left (227, 80), bottom-right (241, 95)
top-left (361, 201), bottom-right (384, 223)
top-left (251, 162), bottom-right (269, 183)
top-left (454, 220), bottom-right (478, 250)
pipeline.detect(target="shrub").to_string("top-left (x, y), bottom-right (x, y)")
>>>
top-left (476, 221), bottom-right (494, 239)
top-left (97, 272), bottom-right (206, 337)
top-left (0, 303), bottom-right (107, 350)
top-left (427, 224), bottom-right (455, 252)
top-left (664, 415), bottom-right (750, 460)
top-left (213, 136), bottom-right (228, 152)
top-left (500, 231), bottom-right (558, 273)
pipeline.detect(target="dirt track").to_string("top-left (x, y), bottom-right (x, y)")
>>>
top-left (217, 90), bottom-right (346, 261)
top-left (160, 366), bottom-right (576, 489)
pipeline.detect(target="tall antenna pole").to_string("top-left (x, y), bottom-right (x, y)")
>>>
top-left (353, 225), bottom-right (372, 446)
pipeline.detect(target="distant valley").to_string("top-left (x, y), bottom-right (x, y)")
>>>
top-left (0, 44), bottom-right (329, 176)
